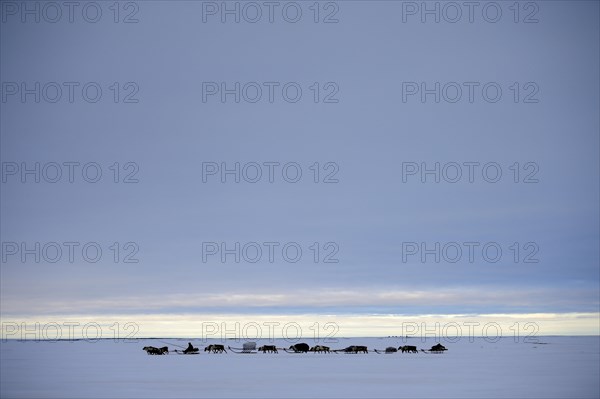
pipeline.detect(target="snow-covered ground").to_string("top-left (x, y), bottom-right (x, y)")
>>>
top-left (1, 336), bottom-right (598, 398)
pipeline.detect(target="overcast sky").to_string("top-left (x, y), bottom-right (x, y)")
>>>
top-left (1, 1), bottom-right (598, 338)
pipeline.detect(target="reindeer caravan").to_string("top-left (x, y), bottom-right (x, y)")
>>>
top-left (143, 342), bottom-right (448, 356)
top-left (373, 344), bottom-right (447, 354)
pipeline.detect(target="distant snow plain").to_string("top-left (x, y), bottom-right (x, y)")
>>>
top-left (1, 336), bottom-right (598, 398)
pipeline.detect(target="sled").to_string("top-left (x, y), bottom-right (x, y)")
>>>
top-left (228, 342), bottom-right (257, 354)
top-left (374, 347), bottom-right (398, 354)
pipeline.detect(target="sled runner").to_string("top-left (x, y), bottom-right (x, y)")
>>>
top-left (172, 349), bottom-right (200, 355)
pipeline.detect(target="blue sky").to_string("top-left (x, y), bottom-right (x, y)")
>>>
top-left (1, 1), bottom-right (599, 337)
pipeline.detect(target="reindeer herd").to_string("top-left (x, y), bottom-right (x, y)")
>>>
top-left (143, 342), bottom-right (447, 355)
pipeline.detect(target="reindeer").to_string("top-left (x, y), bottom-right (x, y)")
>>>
top-left (337, 345), bottom-right (368, 353)
top-left (258, 345), bottom-right (278, 353)
top-left (310, 345), bottom-right (330, 353)
top-left (143, 346), bottom-right (168, 355)
top-left (398, 345), bottom-right (418, 353)
top-left (204, 344), bottom-right (227, 353)
top-left (288, 343), bottom-right (310, 353)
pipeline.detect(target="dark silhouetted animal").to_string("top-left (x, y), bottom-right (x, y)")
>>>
top-left (338, 345), bottom-right (368, 353)
top-left (310, 345), bottom-right (330, 353)
top-left (258, 345), bottom-right (278, 353)
top-left (399, 345), bottom-right (418, 353)
top-left (289, 343), bottom-right (310, 353)
top-left (308, 345), bottom-right (330, 353)
top-left (204, 344), bottom-right (227, 353)
top-left (143, 346), bottom-right (168, 355)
